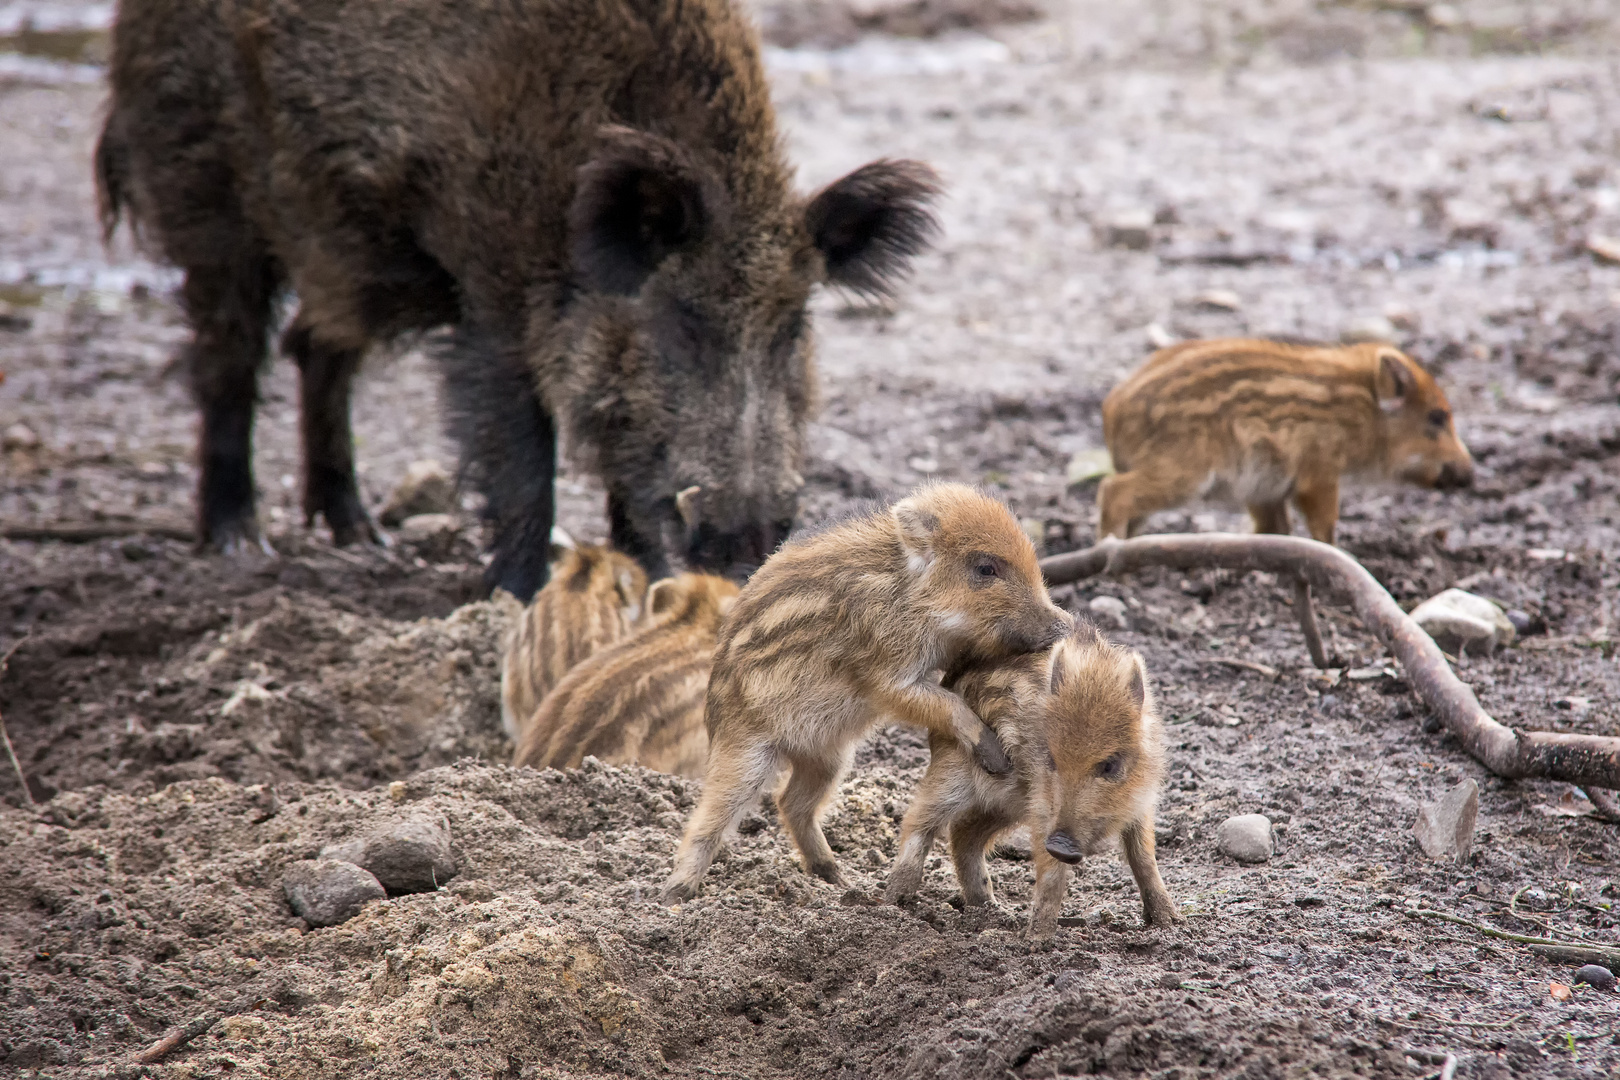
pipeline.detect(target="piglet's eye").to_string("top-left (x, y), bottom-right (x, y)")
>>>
top-left (1427, 408), bottom-right (1450, 427)
top-left (974, 559), bottom-right (999, 579)
top-left (1097, 754), bottom-right (1125, 781)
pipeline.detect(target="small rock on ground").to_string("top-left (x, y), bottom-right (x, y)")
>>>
top-left (380, 460), bottom-right (456, 525)
top-left (1217, 814), bottom-right (1273, 863)
top-left (1410, 589), bottom-right (1516, 656)
top-left (1412, 777), bottom-right (1479, 860)
top-left (1574, 964), bottom-right (1616, 991)
top-left (1089, 595), bottom-right (1129, 630)
top-left (321, 816), bottom-right (458, 894)
top-left (282, 859), bottom-right (386, 927)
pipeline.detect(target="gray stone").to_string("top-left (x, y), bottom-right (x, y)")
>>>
top-left (1410, 589), bottom-right (1516, 656)
top-left (282, 859), bottom-right (385, 927)
top-left (1574, 964), bottom-right (1616, 991)
top-left (2, 422), bottom-right (40, 452)
top-left (1101, 208), bottom-right (1154, 250)
top-left (1089, 595), bottom-right (1129, 631)
top-left (379, 460), bottom-right (455, 526)
top-left (1413, 778), bottom-right (1479, 860)
top-left (320, 816), bottom-right (458, 894)
top-left (1216, 814), bottom-right (1273, 863)
top-left (1340, 315), bottom-right (1398, 345)
top-left (396, 513), bottom-right (460, 558)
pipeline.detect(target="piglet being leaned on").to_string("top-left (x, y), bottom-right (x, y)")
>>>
top-left (662, 482), bottom-right (1074, 903)
top-left (1098, 339), bottom-right (1473, 544)
top-left (886, 625), bottom-right (1178, 941)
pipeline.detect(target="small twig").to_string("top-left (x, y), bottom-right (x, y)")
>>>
top-left (1508, 886), bottom-right (1602, 944)
top-left (1440, 1053), bottom-right (1457, 1080)
top-left (1294, 576), bottom-right (1331, 669)
top-left (1197, 657), bottom-right (1280, 680)
top-left (1385, 1011), bottom-right (1530, 1033)
top-left (1402, 908), bottom-right (1620, 966)
top-left (0, 633), bottom-right (34, 807)
top-left (0, 521), bottom-right (195, 543)
top-left (136, 1012), bottom-right (220, 1064)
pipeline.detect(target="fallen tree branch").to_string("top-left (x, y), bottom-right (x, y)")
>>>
top-left (1583, 787), bottom-right (1620, 823)
top-left (1041, 534), bottom-right (1620, 790)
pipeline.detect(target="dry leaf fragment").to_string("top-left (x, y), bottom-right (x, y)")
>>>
top-left (1549, 981), bottom-right (1573, 1002)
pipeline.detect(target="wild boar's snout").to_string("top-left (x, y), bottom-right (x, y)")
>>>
top-left (1044, 830), bottom-right (1083, 864)
top-left (677, 486), bottom-right (794, 579)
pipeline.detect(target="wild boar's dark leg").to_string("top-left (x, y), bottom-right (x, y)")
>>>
top-left (284, 326), bottom-right (375, 546)
top-left (181, 259), bottom-right (277, 553)
top-left (439, 330), bottom-right (556, 602)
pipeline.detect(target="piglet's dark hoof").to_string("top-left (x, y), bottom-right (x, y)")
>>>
top-left (973, 730), bottom-right (1012, 775)
top-left (807, 860), bottom-right (845, 886)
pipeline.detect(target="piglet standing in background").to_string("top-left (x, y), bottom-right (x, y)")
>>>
top-left (1099, 339), bottom-right (1473, 543)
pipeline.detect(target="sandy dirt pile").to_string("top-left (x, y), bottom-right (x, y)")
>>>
top-left (4, 0), bottom-right (1620, 1075)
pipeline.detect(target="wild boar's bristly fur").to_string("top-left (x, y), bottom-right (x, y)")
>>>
top-left (98, 0), bottom-right (943, 598)
top-left (512, 572), bottom-right (740, 778)
top-left (499, 545), bottom-right (649, 741)
top-left (662, 482), bottom-right (1073, 903)
top-left (886, 626), bottom-right (1179, 939)
top-left (1099, 339), bottom-right (1474, 545)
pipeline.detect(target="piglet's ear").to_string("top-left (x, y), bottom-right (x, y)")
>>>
top-left (1375, 350), bottom-right (1411, 415)
top-left (570, 127), bottom-right (724, 296)
top-left (647, 578), bottom-right (682, 618)
top-left (893, 499), bottom-right (939, 564)
top-left (806, 160), bottom-right (942, 298)
top-left (1127, 658), bottom-right (1147, 710)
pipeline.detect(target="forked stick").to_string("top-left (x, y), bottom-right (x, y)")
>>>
top-left (1040, 534), bottom-right (1620, 790)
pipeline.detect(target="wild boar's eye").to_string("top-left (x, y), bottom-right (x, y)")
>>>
top-left (1427, 408), bottom-right (1450, 428)
top-left (1097, 754), bottom-right (1125, 781)
top-left (972, 558), bottom-right (999, 581)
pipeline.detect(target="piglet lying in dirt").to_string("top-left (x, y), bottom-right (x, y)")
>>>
top-left (885, 625), bottom-right (1180, 940)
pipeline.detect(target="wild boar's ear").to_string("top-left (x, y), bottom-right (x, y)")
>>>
top-left (806, 160), bottom-right (943, 298)
top-left (570, 127), bottom-right (722, 296)
top-left (1375, 350), bottom-right (1411, 414)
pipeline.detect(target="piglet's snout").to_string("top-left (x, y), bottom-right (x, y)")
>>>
top-left (1044, 830), bottom-right (1083, 864)
top-left (1434, 461), bottom-right (1473, 490)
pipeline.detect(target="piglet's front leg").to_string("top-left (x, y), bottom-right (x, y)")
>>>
top-left (875, 684), bottom-right (1011, 775)
top-left (1026, 846), bottom-right (1073, 943)
top-left (1121, 814), bottom-right (1182, 927)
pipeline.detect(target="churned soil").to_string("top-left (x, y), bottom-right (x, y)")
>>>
top-left (4, 0), bottom-right (1620, 1076)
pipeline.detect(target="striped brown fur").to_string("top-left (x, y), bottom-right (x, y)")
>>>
top-left (1099, 338), bottom-right (1473, 543)
top-left (663, 481), bottom-right (1074, 902)
top-left (500, 545), bottom-right (649, 741)
top-left (885, 626), bottom-right (1178, 939)
top-left (511, 573), bottom-right (739, 778)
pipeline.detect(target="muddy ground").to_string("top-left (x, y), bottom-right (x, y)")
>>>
top-left (4, 0), bottom-right (1620, 1076)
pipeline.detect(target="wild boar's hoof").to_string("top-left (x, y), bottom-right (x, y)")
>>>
top-left (973, 729), bottom-right (1012, 775)
top-left (1044, 830), bottom-right (1083, 864)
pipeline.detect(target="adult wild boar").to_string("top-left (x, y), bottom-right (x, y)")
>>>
top-left (96, 0), bottom-right (941, 598)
